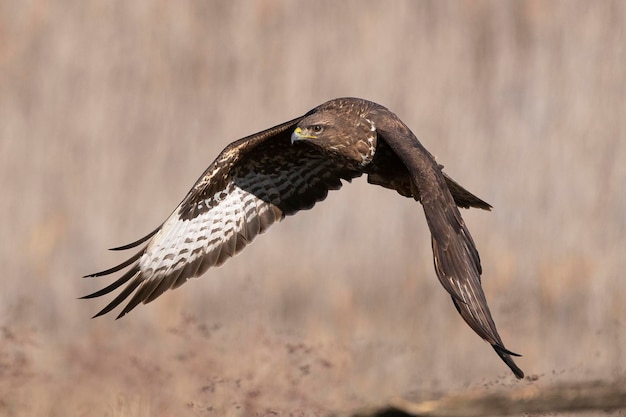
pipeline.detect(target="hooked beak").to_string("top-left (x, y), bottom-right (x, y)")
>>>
top-left (290, 127), bottom-right (317, 144)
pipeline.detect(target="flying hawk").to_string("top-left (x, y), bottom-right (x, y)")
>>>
top-left (84, 97), bottom-right (523, 378)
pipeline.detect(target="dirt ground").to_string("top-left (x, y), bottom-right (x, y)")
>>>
top-left (1, 1), bottom-right (625, 416)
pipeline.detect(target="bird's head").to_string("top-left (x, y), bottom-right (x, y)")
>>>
top-left (290, 98), bottom-right (379, 167)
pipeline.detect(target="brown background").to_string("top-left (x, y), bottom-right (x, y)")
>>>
top-left (1, 1), bottom-right (625, 416)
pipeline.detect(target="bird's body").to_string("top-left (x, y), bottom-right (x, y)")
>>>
top-left (84, 98), bottom-right (523, 378)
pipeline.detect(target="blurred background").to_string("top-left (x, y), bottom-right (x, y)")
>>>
top-left (1, 1), bottom-right (625, 416)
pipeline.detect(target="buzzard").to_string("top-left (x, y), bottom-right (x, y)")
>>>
top-left (84, 97), bottom-right (523, 378)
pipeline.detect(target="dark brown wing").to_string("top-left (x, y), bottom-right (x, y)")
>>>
top-left (366, 138), bottom-right (492, 210)
top-left (367, 107), bottom-right (523, 379)
top-left (83, 117), bottom-right (361, 319)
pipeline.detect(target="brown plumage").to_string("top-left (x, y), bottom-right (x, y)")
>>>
top-left (84, 97), bottom-right (523, 378)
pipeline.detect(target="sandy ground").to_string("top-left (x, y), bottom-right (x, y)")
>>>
top-left (1, 1), bottom-right (625, 416)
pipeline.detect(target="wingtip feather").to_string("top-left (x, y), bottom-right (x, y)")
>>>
top-left (493, 344), bottom-right (525, 379)
top-left (84, 248), bottom-right (145, 278)
top-left (108, 226), bottom-right (161, 251)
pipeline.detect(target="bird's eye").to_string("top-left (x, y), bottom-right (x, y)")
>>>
top-left (311, 125), bottom-right (323, 134)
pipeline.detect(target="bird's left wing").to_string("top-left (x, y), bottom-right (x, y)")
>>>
top-left (367, 107), bottom-right (524, 378)
top-left (83, 117), bottom-right (361, 319)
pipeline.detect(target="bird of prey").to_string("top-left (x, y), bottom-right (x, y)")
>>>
top-left (84, 97), bottom-right (523, 378)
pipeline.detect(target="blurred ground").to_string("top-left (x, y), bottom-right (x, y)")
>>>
top-left (1, 1), bottom-right (625, 416)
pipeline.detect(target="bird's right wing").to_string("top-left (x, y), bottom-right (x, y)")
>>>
top-left (83, 117), bottom-right (361, 319)
top-left (367, 106), bottom-right (524, 378)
